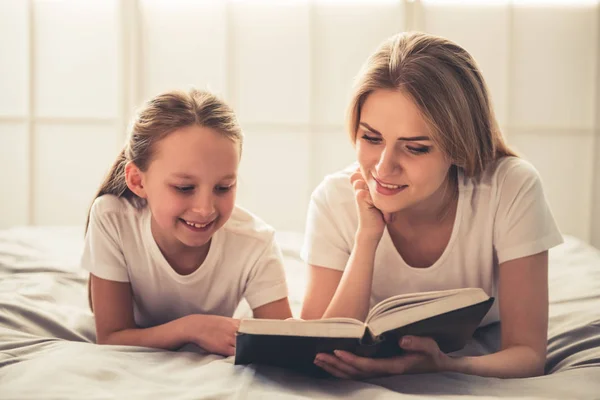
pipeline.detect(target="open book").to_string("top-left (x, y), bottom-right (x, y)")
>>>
top-left (234, 287), bottom-right (494, 375)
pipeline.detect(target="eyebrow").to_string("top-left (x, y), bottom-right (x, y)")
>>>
top-left (359, 122), bottom-right (431, 142)
top-left (171, 173), bottom-right (237, 180)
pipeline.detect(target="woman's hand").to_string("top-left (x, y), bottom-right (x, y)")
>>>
top-left (186, 315), bottom-right (240, 356)
top-left (314, 336), bottom-right (454, 379)
top-left (351, 169), bottom-right (393, 242)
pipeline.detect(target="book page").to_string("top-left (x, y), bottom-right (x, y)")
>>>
top-left (366, 287), bottom-right (486, 323)
top-left (238, 317), bottom-right (366, 338)
top-left (367, 289), bottom-right (490, 337)
top-left (369, 298), bottom-right (440, 321)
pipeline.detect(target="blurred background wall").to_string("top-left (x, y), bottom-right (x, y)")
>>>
top-left (1, 0), bottom-right (599, 248)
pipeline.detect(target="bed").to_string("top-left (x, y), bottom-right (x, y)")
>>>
top-left (1, 226), bottom-right (599, 399)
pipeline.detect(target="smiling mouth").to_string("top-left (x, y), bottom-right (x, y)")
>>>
top-left (181, 219), bottom-right (214, 229)
top-left (372, 175), bottom-right (406, 190)
top-left (379, 181), bottom-right (403, 189)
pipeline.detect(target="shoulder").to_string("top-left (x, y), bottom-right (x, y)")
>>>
top-left (304, 164), bottom-right (359, 246)
top-left (465, 157), bottom-right (542, 194)
top-left (311, 163), bottom-right (357, 206)
top-left (221, 205), bottom-right (277, 247)
top-left (491, 157), bottom-right (540, 188)
top-left (88, 195), bottom-right (146, 236)
top-left (90, 195), bottom-right (139, 218)
top-left (468, 157), bottom-right (550, 223)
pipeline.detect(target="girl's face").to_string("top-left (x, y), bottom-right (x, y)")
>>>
top-left (356, 89), bottom-right (452, 216)
top-left (140, 125), bottom-right (239, 252)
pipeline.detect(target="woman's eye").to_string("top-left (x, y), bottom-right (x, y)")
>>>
top-left (361, 134), bottom-right (382, 144)
top-left (406, 146), bottom-right (431, 155)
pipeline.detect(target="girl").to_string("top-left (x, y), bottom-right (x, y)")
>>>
top-left (301, 32), bottom-right (563, 379)
top-left (82, 89), bottom-right (292, 357)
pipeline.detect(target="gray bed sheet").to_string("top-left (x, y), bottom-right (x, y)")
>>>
top-left (0, 227), bottom-right (599, 399)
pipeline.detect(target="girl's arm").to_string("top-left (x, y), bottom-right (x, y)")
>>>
top-left (252, 297), bottom-right (293, 319)
top-left (90, 274), bottom-right (239, 355)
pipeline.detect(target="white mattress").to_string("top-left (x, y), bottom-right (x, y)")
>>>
top-left (0, 226), bottom-right (599, 399)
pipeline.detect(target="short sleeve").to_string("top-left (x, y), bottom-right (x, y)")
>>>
top-left (300, 177), bottom-right (353, 271)
top-left (243, 233), bottom-right (289, 310)
top-left (494, 161), bottom-right (564, 264)
top-left (80, 198), bottom-right (129, 282)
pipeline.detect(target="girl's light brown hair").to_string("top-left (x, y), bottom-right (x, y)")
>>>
top-left (85, 88), bottom-right (242, 309)
top-left (347, 31), bottom-right (516, 177)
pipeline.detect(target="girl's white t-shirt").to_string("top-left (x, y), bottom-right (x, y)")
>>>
top-left (301, 157), bottom-right (563, 326)
top-left (81, 195), bottom-right (288, 328)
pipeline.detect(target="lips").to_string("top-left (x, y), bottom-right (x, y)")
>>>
top-left (372, 174), bottom-right (407, 196)
top-left (372, 174), bottom-right (406, 189)
top-left (179, 218), bottom-right (216, 232)
top-left (183, 219), bottom-right (213, 228)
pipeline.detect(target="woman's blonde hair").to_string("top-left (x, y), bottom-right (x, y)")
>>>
top-left (347, 31), bottom-right (516, 177)
top-left (85, 89), bottom-right (242, 310)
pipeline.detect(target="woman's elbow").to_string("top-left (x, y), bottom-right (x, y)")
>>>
top-left (95, 335), bottom-right (110, 345)
top-left (95, 333), bottom-right (114, 345)
top-left (95, 330), bottom-right (123, 345)
top-left (528, 357), bottom-right (547, 377)
top-left (521, 348), bottom-right (547, 378)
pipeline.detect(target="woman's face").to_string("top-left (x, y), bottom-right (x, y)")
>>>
top-left (356, 89), bottom-right (452, 215)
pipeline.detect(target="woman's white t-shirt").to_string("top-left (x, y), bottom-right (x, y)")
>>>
top-left (81, 195), bottom-right (288, 328)
top-left (301, 157), bottom-right (563, 326)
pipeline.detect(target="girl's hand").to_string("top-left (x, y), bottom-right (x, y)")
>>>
top-left (314, 336), bottom-right (454, 379)
top-left (350, 169), bottom-right (393, 242)
top-left (186, 315), bottom-right (240, 356)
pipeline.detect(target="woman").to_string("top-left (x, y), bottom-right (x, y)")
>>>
top-left (300, 32), bottom-right (562, 379)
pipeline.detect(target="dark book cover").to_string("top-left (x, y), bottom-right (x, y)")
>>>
top-left (234, 298), bottom-right (494, 376)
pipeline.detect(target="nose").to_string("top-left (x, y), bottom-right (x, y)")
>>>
top-left (375, 145), bottom-right (400, 177)
top-left (191, 191), bottom-right (216, 219)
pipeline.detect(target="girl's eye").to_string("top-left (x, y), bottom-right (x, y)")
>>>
top-left (406, 146), bottom-right (431, 155)
top-left (174, 185), bottom-right (194, 193)
top-left (215, 184), bottom-right (235, 194)
top-left (361, 134), bottom-right (382, 144)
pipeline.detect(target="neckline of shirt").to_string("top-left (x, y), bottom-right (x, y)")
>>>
top-left (142, 208), bottom-right (224, 283)
top-left (380, 168), bottom-right (465, 274)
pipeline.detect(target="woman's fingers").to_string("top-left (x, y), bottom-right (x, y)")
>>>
top-left (223, 344), bottom-right (236, 357)
top-left (315, 353), bottom-right (363, 379)
top-left (399, 336), bottom-right (438, 355)
top-left (350, 170), bottom-right (363, 184)
top-left (383, 212), bottom-right (394, 224)
top-left (316, 361), bottom-right (353, 379)
top-left (353, 179), bottom-right (368, 192)
top-left (350, 168), bottom-right (364, 178)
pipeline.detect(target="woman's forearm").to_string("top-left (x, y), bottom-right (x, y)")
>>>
top-left (449, 345), bottom-right (546, 378)
top-left (97, 315), bottom-right (192, 350)
top-left (322, 234), bottom-right (379, 321)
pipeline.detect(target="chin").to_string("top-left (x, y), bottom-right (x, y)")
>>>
top-left (175, 226), bottom-right (214, 248)
top-left (180, 235), bottom-right (211, 249)
top-left (372, 197), bottom-right (405, 214)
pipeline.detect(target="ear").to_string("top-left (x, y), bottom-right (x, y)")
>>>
top-left (125, 161), bottom-right (147, 199)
